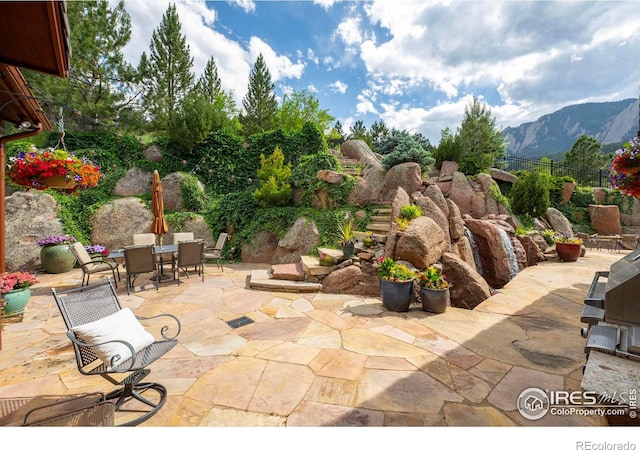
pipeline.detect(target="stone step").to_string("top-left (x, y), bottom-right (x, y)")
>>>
top-left (367, 223), bottom-right (391, 232)
top-left (371, 208), bottom-right (392, 215)
top-left (301, 255), bottom-right (335, 276)
top-left (354, 231), bottom-right (387, 243)
top-left (341, 169), bottom-right (359, 176)
top-left (270, 262), bottom-right (306, 281)
top-left (370, 215), bottom-right (391, 223)
top-left (248, 270), bottom-right (323, 293)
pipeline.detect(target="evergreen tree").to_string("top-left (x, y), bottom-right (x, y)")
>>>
top-left (254, 146), bottom-right (292, 206)
top-left (276, 89), bottom-right (333, 133)
top-left (198, 57), bottom-right (222, 103)
top-left (139, 3), bottom-right (194, 132)
top-left (348, 120), bottom-right (374, 150)
top-left (240, 53), bottom-right (278, 136)
top-left (564, 135), bottom-right (609, 169)
top-left (25, 0), bottom-right (138, 132)
top-left (370, 120), bottom-right (390, 149)
top-left (456, 96), bottom-right (506, 176)
top-left (433, 127), bottom-right (463, 168)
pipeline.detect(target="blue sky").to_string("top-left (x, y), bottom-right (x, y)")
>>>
top-left (116, 0), bottom-right (640, 145)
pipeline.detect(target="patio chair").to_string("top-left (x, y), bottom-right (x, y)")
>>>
top-left (132, 233), bottom-right (156, 246)
top-left (70, 242), bottom-right (120, 288)
top-left (51, 279), bottom-right (180, 426)
top-left (204, 232), bottom-right (228, 272)
top-left (171, 232), bottom-right (194, 244)
top-left (23, 393), bottom-right (115, 427)
top-left (175, 239), bottom-right (205, 285)
top-left (123, 244), bottom-right (159, 295)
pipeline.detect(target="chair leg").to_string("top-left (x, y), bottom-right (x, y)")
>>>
top-left (105, 382), bottom-right (168, 427)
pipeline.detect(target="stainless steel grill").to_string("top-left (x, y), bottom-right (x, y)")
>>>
top-left (581, 249), bottom-right (640, 362)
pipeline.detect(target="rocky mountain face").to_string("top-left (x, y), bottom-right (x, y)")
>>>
top-left (503, 98), bottom-right (639, 157)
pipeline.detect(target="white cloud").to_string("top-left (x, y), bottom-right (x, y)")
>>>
top-left (336, 16), bottom-right (363, 46)
top-left (248, 37), bottom-right (305, 82)
top-left (313, 0), bottom-right (338, 10)
top-left (307, 49), bottom-right (319, 65)
top-left (230, 0), bottom-right (256, 13)
top-left (329, 81), bottom-right (348, 94)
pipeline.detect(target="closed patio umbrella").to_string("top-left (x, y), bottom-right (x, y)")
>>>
top-left (151, 170), bottom-right (168, 246)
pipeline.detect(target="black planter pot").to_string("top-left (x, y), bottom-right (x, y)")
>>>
top-left (342, 243), bottom-right (355, 258)
top-left (379, 278), bottom-right (414, 312)
top-left (419, 287), bottom-right (449, 314)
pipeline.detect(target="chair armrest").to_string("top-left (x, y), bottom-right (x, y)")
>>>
top-left (66, 331), bottom-right (136, 373)
top-left (136, 313), bottom-right (181, 340)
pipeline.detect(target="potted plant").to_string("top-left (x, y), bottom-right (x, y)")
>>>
top-left (377, 257), bottom-right (416, 312)
top-left (37, 234), bottom-right (78, 273)
top-left (362, 231), bottom-right (377, 248)
top-left (610, 136), bottom-right (640, 198)
top-left (335, 211), bottom-right (358, 258)
top-left (1, 271), bottom-right (40, 317)
top-left (84, 244), bottom-right (109, 260)
top-left (417, 265), bottom-right (451, 314)
top-left (542, 229), bottom-right (556, 246)
top-left (7, 146), bottom-right (103, 192)
top-left (554, 236), bottom-right (583, 262)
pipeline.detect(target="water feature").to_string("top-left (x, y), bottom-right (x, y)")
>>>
top-left (464, 226), bottom-right (483, 275)
top-left (498, 228), bottom-right (519, 281)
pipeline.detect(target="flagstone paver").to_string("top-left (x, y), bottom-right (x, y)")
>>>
top-left (0, 251), bottom-right (629, 427)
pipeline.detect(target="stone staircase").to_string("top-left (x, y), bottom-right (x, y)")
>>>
top-left (247, 152), bottom-right (393, 294)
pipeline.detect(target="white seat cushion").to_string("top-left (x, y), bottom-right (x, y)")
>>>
top-left (72, 308), bottom-right (155, 367)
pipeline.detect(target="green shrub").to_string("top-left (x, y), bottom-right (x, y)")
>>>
top-left (254, 146), bottom-right (292, 206)
top-left (398, 204), bottom-right (422, 220)
top-left (291, 151), bottom-right (339, 189)
top-left (381, 147), bottom-right (434, 171)
top-left (509, 171), bottom-right (551, 216)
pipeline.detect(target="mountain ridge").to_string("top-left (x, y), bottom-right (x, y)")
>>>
top-left (502, 98), bottom-right (639, 158)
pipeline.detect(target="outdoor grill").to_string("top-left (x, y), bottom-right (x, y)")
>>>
top-left (580, 248), bottom-right (640, 362)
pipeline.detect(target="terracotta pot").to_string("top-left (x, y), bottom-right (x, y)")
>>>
top-left (43, 174), bottom-right (76, 189)
top-left (555, 242), bottom-right (582, 262)
top-left (379, 278), bottom-right (414, 312)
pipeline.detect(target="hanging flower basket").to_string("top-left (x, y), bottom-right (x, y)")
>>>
top-left (7, 146), bottom-right (103, 192)
top-left (609, 137), bottom-right (640, 198)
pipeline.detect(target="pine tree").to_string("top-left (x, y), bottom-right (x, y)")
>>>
top-left (240, 53), bottom-right (278, 136)
top-left (456, 96), bottom-right (506, 176)
top-left (139, 3), bottom-right (194, 132)
top-left (254, 146), bottom-right (292, 206)
top-left (25, 0), bottom-right (137, 132)
top-left (564, 135), bottom-right (609, 169)
top-left (198, 57), bottom-right (222, 103)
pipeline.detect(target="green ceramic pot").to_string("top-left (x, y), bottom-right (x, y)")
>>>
top-left (2, 287), bottom-right (31, 317)
top-left (40, 244), bottom-right (76, 274)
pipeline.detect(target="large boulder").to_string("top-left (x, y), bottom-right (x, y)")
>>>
top-left (91, 197), bottom-right (154, 250)
top-left (464, 218), bottom-right (518, 289)
top-left (161, 172), bottom-right (206, 212)
top-left (395, 217), bottom-right (448, 269)
top-left (111, 167), bottom-right (153, 197)
top-left (447, 199), bottom-right (465, 240)
top-left (380, 162), bottom-right (423, 203)
top-left (342, 140), bottom-right (386, 206)
top-left (167, 215), bottom-right (214, 247)
top-left (271, 218), bottom-right (321, 264)
top-left (451, 236), bottom-right (477, 271)
top-left (489, 168), bottom-right (518, 184)
top-left (241, 231), bottom-right (279, 263)
top-left (545, 207), bottom-right (574, 238)
top-left (5, 191), bottom-right (64, 271)
top-left (413, 195), bottom-right (451, 248)
top-left (321, 264), bottom-right (379, 296)
top-left (449, 171), bottom-right (474, 216)
top-left (421, 183), bottom-right (449, 217)
top-left (442, 252), bottom-right (491, 309)
top-left (589, 205), bottom-right (622, 235)
top-left (516, 234), bottom-right (545, 267)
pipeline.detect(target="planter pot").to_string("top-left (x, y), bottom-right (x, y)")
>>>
top-left (342, 243), bottom-right (355, 259)
top-left (43, 174), bottom-right (76, 190)
top-left (40, 244), bottom-right (76, 273)
top-left (419, 287), bottom-right (449, 314)
top-left (379, 278), bottom-right (414, 312)
top-left (2, 287), bottom-right (32, 317)
top-left (555, 242), bottom-right (581, 262)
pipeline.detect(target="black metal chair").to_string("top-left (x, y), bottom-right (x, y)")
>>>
top-left (51, 279), bottom-right (180, 426)
top-left (175, 239), bottom-right (205, 284)
top-left (123, 244), bottom-right (159, 295)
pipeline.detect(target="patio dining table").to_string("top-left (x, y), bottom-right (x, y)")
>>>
top-left (107, 244), bottom-right (178, 279)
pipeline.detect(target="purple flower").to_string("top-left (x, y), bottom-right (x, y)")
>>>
top-left (37, 235), bottom-right (77, 247)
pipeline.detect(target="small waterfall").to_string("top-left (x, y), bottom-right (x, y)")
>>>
top-left (498, 228), bottom-right (519, 281)
top-left (464, 226), bottom-right (483, 275)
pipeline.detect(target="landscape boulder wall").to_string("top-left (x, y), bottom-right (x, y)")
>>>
top-left (160, 172), bottom-right (206, 212)
top-left (342, 140), bottom-right (386, 206)
top-left (545, 207), bottom-right (574, 238)
top-left (442, 252), bottom-right (491, 309)
top-left (91, 197), bottom-right (154, 250)
top-left (412, 194), bottom-right (451, 249)
top-left (321, 262), bottom-right (380, 296)
top-left (379, 162), bottom-right (423, 203)
top-left (464, 218), bottom-right (516, 289)
top-left (167, 215), bottom-right (214, 247)
top-left (5, 191), bottom-right (65, 271)
top-left (270, 218), bottom-right (321, 264)
top-left (241, 231), bottom-right (279, 263)
top-left (394, 217), bottom-right (448, 269)
top-left (446, 171), bottom-right (510, 219)
top-left (589, 204), bottom-right (622, 235)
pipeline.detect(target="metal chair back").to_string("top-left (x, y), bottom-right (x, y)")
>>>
top-left (123, 244), bottom-right (158, 294)
top-left (176, 239), bottom-right (205, 284)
